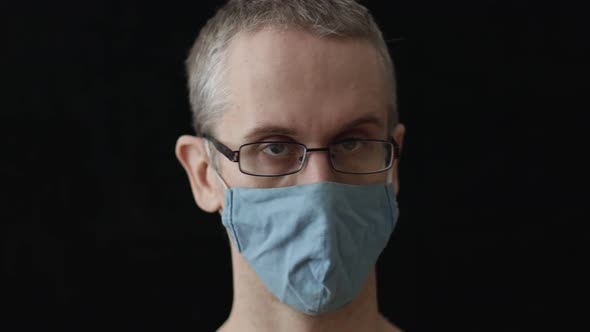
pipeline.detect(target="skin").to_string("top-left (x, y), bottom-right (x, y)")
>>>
top-left (176, 28), bottom-right (406, 332)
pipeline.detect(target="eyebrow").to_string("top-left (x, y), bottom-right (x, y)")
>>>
top-left (337, 114), bottom-right (385, 134)
top-left (242, 113), bottom-right (385, 142)
top-left (243, 125), bottom-right (298, 142)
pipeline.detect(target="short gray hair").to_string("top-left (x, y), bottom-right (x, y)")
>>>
top-left (185, 0), bottom-right (398, 136)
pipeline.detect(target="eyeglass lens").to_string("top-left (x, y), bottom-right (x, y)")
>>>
top-left (239, 141), bottom-right (392, 176)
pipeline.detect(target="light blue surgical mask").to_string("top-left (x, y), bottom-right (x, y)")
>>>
top-left (219, 181), bottom-right (399, 315)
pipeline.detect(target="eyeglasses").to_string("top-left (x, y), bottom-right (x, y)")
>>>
top-left (203, 134), bottom-right (400, 177)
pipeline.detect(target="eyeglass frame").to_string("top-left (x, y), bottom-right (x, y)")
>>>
top-left (202, 134), bottom-right (400, 177)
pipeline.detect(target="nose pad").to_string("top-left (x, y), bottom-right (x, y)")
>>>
top-left (298, 150), bottom-right (335, 184)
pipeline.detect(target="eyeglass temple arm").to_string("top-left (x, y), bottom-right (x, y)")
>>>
top-left (201, 134), bottom-right (239, 162)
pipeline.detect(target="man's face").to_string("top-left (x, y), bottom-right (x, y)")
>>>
top-left (212, 28), bottom-right (392, 191)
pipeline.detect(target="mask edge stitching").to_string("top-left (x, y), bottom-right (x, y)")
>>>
top-left (228, 190), bottom-right (243, 252)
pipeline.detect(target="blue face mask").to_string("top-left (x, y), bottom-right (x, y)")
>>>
top-left (220, 181), bottom-right (399, 315)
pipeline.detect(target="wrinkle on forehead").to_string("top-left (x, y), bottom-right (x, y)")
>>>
top-left (219, 28), bottom-right (389, 144)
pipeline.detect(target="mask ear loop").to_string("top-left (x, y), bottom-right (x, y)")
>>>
top-left (205, 140), bottom-right (229, 190)
top-left (385, 150), bottom-right (394, 184)
top-left (386, 138), bottom-right (398, 185)
top-left (387, 169), bottom-right (393, 184)
top-left (205, 140), bottom-right (232, 220)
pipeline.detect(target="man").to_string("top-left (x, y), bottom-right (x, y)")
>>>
top-left (176, 1), bottom-right (406, 331)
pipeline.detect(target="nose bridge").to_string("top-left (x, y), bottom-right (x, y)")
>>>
top-left (298, 147), bottom-right (334, 184)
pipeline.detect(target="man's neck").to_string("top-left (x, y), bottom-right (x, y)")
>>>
top-left (217, 244), bottom-right (400, 332)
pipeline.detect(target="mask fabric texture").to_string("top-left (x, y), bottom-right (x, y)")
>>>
top-left (221, 181), bottom-right (398, 315)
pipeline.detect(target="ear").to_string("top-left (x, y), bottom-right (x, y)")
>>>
top-left (391, 123), bottom-right (406, 194)
top-left (175, 135), bottom-right (223, 213)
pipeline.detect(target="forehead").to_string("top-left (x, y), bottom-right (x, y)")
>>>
top-left (218, 28), bottom-right (389, 144)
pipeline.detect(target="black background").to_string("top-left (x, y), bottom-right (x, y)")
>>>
top-left (2, 0), bottom-right (587, 331)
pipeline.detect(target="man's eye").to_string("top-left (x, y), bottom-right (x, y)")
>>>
top-left (262, 143), bottom-right (289, 156)
top-left (339, 141), bottom-right (361, 151)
